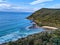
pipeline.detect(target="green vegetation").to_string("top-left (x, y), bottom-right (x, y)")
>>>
top-left (3, 8), bottom-right (60, 45)
top-left (4, 29), bottom-right (60, 45)
top-left (27, 8), bottom-right (60, 27)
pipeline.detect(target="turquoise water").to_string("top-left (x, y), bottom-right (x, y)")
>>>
top-left (0, 12), bottom-right (44, 44)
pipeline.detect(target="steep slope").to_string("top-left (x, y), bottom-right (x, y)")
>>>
top-left (27, 8), bottom-right (60, 27)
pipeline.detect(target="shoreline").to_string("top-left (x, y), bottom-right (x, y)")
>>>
top-left (1, 23), bottom-right (58, 45)
top-left (0, 25), bottom-right (44, 44)
top-left (29, 21), bottom-right (58, 30)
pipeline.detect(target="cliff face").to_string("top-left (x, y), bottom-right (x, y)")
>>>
top-left (27, 8), bottom-right (60, 27)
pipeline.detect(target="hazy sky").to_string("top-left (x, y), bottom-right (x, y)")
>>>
top-left (0, 0), bottom-right (60, 12)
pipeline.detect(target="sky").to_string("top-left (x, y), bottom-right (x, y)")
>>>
top-left (0, 0), bottom-right (60, 12)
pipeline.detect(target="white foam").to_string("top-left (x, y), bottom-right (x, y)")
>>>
top-left (0, 28), bottom-right (44, 44)
top-left (0, 31), bottom-right (28, 44)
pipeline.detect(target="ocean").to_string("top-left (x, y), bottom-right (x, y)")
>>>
top-left (0, 12), bottom-right (44, 44)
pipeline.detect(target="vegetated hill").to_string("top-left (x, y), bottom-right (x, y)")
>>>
top-left (27, 8), bottom-right (60, 27)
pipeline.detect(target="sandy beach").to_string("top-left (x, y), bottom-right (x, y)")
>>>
top-left (42, 26), bottom-right (58, 30)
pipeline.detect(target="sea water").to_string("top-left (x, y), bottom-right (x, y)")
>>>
top-left (0, 12), bottom-right (44, 44)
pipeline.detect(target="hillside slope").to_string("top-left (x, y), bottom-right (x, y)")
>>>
top-left (27, 8), bottom-right (60, 27)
